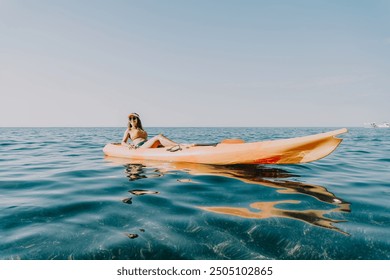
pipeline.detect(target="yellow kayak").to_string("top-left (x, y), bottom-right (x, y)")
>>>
top-left (102, 128), bottom-right (347, 165)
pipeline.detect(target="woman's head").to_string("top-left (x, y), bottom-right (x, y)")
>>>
top-left (128, 113), bottom-right (143, 129)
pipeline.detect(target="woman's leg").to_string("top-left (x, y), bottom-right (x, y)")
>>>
top-left (139, 134), bottom-right (178, 149)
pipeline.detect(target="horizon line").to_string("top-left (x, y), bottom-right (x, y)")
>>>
top-left (0, 125), bottom-right (358, 128)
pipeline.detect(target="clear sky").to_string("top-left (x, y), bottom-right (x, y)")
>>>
top-left (1, 0), bottom-right (389, 127)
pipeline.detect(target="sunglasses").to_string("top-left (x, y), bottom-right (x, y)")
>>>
top-left (129, 117), bottom-right (138, 121)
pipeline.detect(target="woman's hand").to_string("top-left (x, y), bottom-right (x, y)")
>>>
top-left (128, 144), bottom-right (135, 149)
top-left (122, 142), bottom-right (135, 149)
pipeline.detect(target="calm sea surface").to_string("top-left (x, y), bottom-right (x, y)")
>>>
top-left (0, 127), bottom-right (389, 260)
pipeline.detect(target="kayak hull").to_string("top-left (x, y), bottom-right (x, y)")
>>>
top-left (103, 128), bottom-right (348, 165)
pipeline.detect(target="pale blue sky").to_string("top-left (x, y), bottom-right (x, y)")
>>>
top-left (1, 0), bottom-right (389, 127)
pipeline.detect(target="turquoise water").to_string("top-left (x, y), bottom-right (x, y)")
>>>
top-left (0, 127), bottom-right (389, 260)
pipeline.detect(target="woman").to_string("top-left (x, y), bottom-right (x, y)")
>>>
top-left (121, 113), bottom-right (178, 149)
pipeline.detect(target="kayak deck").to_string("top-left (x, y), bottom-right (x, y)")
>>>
top-left (103, 128), bottom-right (348, 165)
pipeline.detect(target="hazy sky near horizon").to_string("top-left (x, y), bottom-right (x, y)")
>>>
top-left (1, 0), bottom-right (389, 127)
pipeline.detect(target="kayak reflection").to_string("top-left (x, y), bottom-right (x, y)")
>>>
top-left (201, 201), bottom-right (348, 235)
top-left (125, 163), bottom-right (163, 181)
top-left (105, 157), bottom-right (350, 235)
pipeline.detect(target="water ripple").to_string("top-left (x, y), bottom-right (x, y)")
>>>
top-left (0, 127), bottom-right (389, 259)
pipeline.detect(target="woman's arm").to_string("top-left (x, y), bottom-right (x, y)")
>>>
top-left (121, 129), bottom-right (130, 146)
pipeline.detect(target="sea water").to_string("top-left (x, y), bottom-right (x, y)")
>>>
top-left (0, 127), bottom-right (389, 259)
